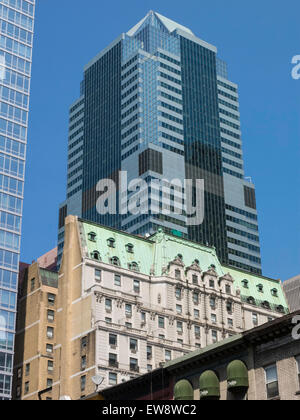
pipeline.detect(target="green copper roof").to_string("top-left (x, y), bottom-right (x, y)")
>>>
top-left (225, 266), bottom-right (288, 313)
top-left (79, 219), bottom-right (288, 311)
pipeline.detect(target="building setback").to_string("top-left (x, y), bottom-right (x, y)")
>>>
top-left (95, 310), bottom-right (300, 401)
top-left (12, 249), bottom-right (58, 400)
top-left (283, 275), bottom-right (300, 312)
top-left (58, 10), bottom-right (262, 276)
top-left (46, 215), bottom-right (286, 400)
top-left (0, 0), bottom-right (36, 399)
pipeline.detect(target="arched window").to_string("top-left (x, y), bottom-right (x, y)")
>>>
top-left (262, 301), bottom-right (270, 310)
top-left (91, 251), bottom-right (100, 261)
top-left (110, 256), bottom-right (120, 267)
top-left (88, 232), bottom-right (96, 242)
top-left (199, 370), bottom-right (220, 400)
top-left (276, 305), bottom-right (284, 314)
top-left (174, 379), bottom-right (194, 401)
top-left (247, 296), bottom-right (255, 305)
top-left (129, 262), bottom-right (139, 272)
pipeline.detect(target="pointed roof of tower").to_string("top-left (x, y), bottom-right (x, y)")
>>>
top-left (127, 10), bottom-right (194, 37)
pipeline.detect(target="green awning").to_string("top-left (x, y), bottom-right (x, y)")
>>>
top-left (227, 360), bottom-right (249, 389)
top-left (174, 379), bottom-right (194, 401)
top-left (199, 370), bottom-right (220, 400)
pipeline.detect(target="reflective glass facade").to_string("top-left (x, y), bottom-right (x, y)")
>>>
top-left (0, 0), bottom-right (35, 400)
top-left (58, 11), bottom-right (262, 276)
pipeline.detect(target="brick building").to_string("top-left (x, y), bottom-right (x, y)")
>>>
top-left (98, 310), bottom-right (300, 401)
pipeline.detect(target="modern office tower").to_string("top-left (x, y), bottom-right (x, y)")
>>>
top-left (52, 215), bottom-right (286, 400)
top-left (58, 11), bottom-right (262, 276)
top-left (283, 275), bottom-right (300, 312)
top-left (0, 0), bottom-right (35, 400)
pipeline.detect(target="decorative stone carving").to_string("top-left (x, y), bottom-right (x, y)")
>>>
top-left (95, 292), bottom-right (103, 303)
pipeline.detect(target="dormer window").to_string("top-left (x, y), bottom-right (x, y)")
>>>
top-left (175, 269), bottom-right (181, 280)
top-left (209, 280), bottom-right (215, 289)
top-left (126, 243), bottom-right (134, 253)
top-left (262, 301), bottom-right (270, 310)
top-left (257, 284), bottom-right (264, 293)
top-left (88, 232), bottom-right (96, 242)
top-left (194, 259), bottom-right (200, 265)
top-left (91, 251), bottom-right (100, 261)
top-left (110, 256), bottom-right (120, 267)
top-left (276, 305), bottom-right (284, 314)
top-left (247, 296), bottom-right (255, 305)
top-left (177, 254), bottom-right (183, 261)
top-left (210, 264), bottom-right (216, 270)
top-left (107, 238), bottom-right (115, 248)
top-left (129, 262), bottom-right (139, 272)
top-left (242, 279), bottom-right (249, 288)
top-left (271, 288), bottom-right (278, 297)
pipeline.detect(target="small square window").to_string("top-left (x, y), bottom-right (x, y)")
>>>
top-left (130, 358), bottom-right (138, 372)
top-left (109, 334), bottom-right (117, 347)
top-left (177, 321), bottom-right (183, 334)
top-left (265, 365), bottom-right (279, 399)
top-left (209, 280), bottom-right (215, 289)
top-left (47, 327), bottom-right (54, 339)
top-left (212, 330), bottom-right (218, 343)
top-left (211, 314), bottom-right (217, 324)
top-left (158, 316), bottom-right (165, 329)
top-left (228, 318), bottom-right (233, 327)
top-left (109, 353), bottom-right (118, 367)
top-left (141, 312), bottom-right (146, 324)
top-left (47, 293), bottom-right (55, 306)
top-left (133, 280), bottom-right (140, 293)
top-left (81, 355), bottom-right (87, 370)
top-left (109, 372), bottom-right (117, 385)
top-left (25, 363), bottom-right (30, 376)
top-left (147, 365), bottom-right (152, 372)
top-left (46, 344), bottom-right (53, 354)
top-left (125, 304), bottom-right (132, 317)
top-left (195, 326), bottom-right (200, 337)
top-left (24, 382), bottom-right (29, 395)
top-left (81, 336), bottom-right (87, 350)
top-left (48, 360), bottom-right (54, 372)
top-left (176, 304), bottom-right (182, 314)
top-left (114, 274), bottom-right (121, 287)
top-left (130, 338), bottom-right (138, 352)
top-left (105, 299), bottom-right (112, 312)
top-left (192, 275), bottom-right (198, 285)
top-left (194, 309), bottom-right (200, 319)
top-left (125, 322), bottom-right (132, 329)
top-left (175, 288), bottom-right (182, 300)
top-left (80, 376), bottom-right (86, 392)
top-left (47, 378), bottom-right (53, 388)
top-left (252, 313), bottom-right (258, 326)
top-left (95, 269), bottom-right (101, 283)
top-left (47, 310), bottom-right (55, 322)
top-left (175, 269), bottom-right (181, 280)
top-left (105, 318), bottom-right (112, 324)
top-left (193, 293), bottom-right (199, 305)
top-left (165, 350), bottom-right (171, 362)
top-left (147, 346), bottom-right (152, 360)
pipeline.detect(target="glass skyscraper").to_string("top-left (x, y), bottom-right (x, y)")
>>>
top-left (0, 0), bottom-right (35, 400)
top-left (59, 11), bottom-right (262, 275)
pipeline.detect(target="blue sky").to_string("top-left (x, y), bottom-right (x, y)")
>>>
top-left (21, 0), bottom-right (300, 281)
